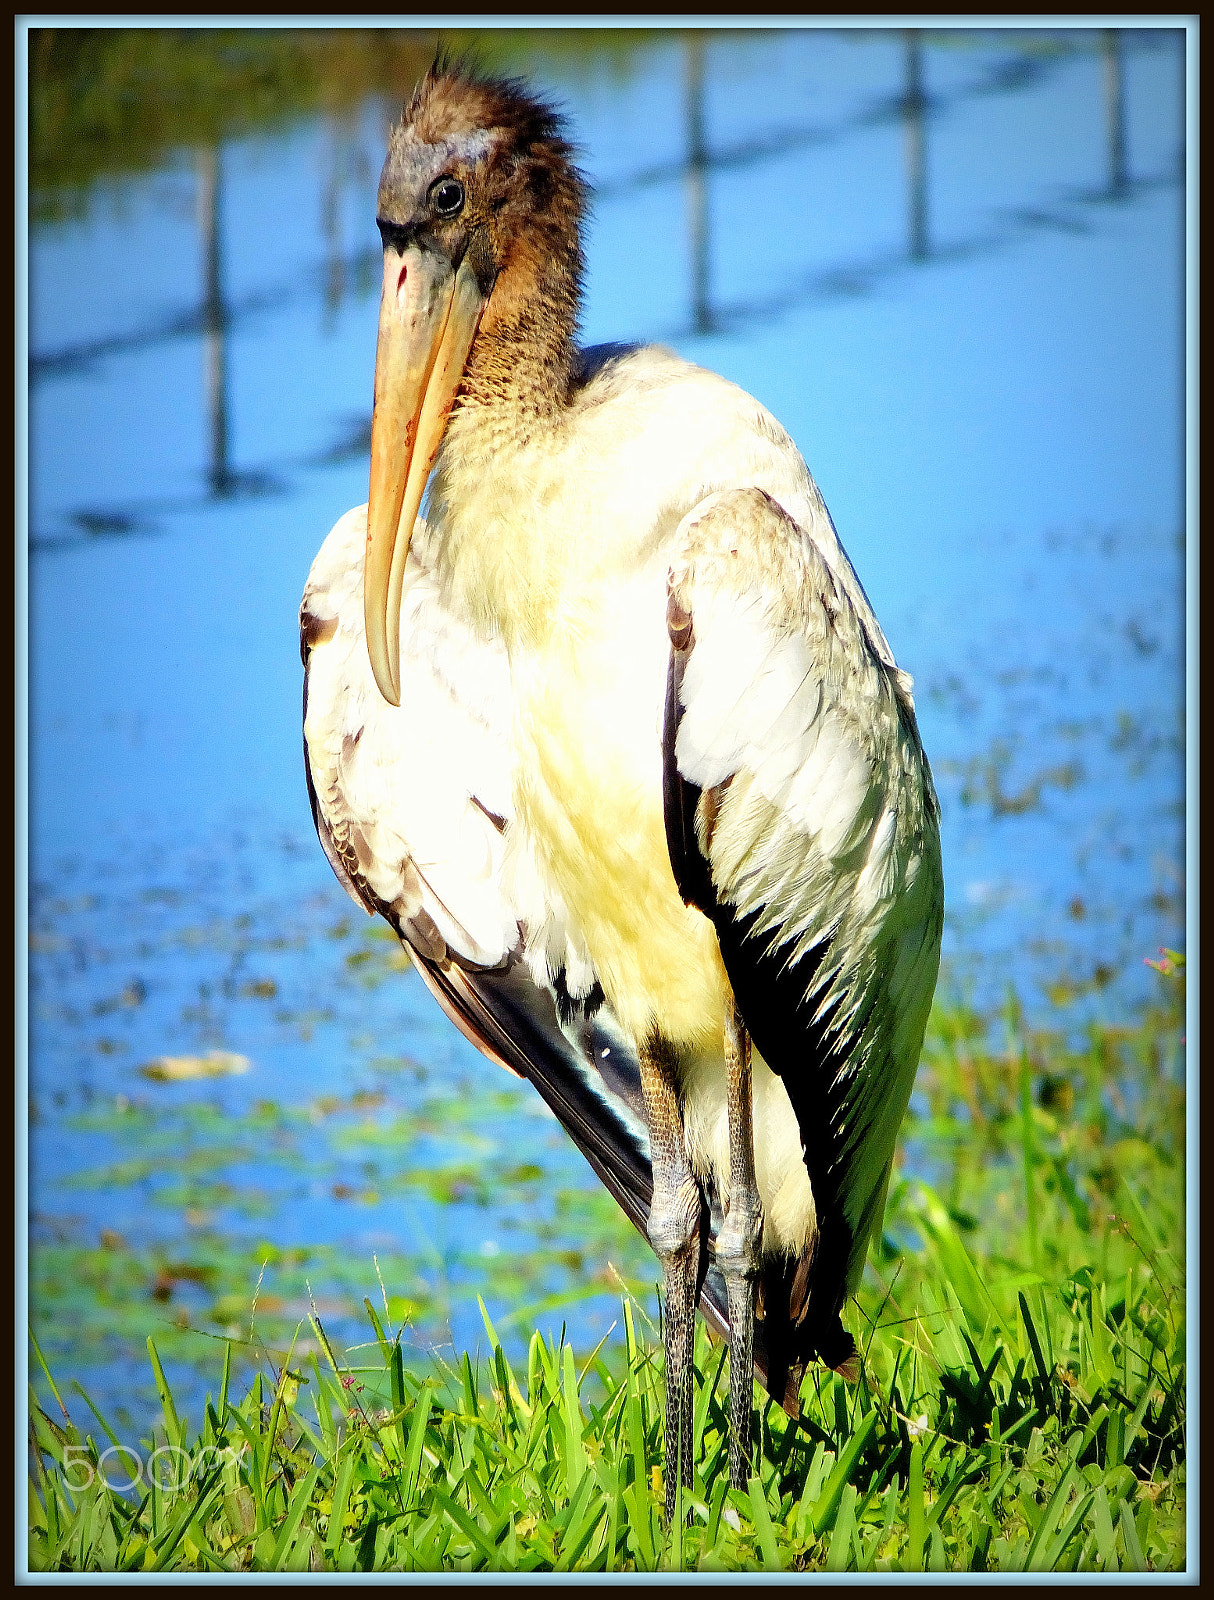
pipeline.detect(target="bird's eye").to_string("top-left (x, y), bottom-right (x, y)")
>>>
top-left (430, 177), bottom-right (465, 219)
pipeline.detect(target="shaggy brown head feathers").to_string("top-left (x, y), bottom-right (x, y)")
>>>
top-left (381, 64), bottom-right (588, 420)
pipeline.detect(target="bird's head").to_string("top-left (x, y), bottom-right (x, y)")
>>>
top-left (365, 64), bottom-right (586, 705)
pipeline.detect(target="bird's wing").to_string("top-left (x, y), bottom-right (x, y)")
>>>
top-left (302, 505), bottom-right (806, 1408)
top-left (664, 487), bottom-right (945, 1379)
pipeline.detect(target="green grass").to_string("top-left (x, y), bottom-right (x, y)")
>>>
top-left (27, 957), bottom-right (1186, 1573)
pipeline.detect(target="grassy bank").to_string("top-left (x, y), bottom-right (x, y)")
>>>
top-left (28, 957), bottom-right (1186, 1573)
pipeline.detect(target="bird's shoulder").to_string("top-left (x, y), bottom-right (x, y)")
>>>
top-left (573, 341), bottom-right (793, 452)
top-left (572, 341), bottom-right (719, 404)
top-left (573, 342), bottom-right (801, 464)
top-left (566, 344), bottom-right (854, 580)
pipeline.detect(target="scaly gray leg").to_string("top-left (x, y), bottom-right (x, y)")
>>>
top-left (716, 998), bottom-right (763, 1490)
top-left (638, 1032), bottom-right (701, 1526)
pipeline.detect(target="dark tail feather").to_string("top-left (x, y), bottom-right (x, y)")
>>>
top-left (407, 946), bottom-right (833, 1417)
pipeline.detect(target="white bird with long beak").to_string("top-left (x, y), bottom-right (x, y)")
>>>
top-left (302, 65), bottom-right (943, 1518)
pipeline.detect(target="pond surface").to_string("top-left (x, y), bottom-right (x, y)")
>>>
top-left (26, 26), bottom-right (1186, 1438)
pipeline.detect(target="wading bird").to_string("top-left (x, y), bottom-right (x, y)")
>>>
top-left (302, 65), bottom-right (943, 1519)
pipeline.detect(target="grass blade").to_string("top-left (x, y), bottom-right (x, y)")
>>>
top-left (907, 1439), bottom-right (924, 1572)
top-left (325, 1450), bottom-right (357, 1556)
top-left (267, 1463), bottom-right (322, 1570)
top-left (429, 1485), bottom-right (499, 1567)
top-left (1037, 1488), bottom-right (1094, 1572)
top-left (810, 1406), bottom-right (878, 1538)
top-left (363, 1299), bottom-right (392, 1362)
top-left (1023, 1462), bottom-right (1078, 1571)
top-left (1092, 1485), bottom-right (1118, 1571)
top-left (826, 1483), bottom-right (856, 1572)
top-left (1119, 1501), bottom-right (1146, 1572)
top-left (29, 1329), bottom-right (70, 1424)
top-left (69, 1379), bottom-right (123, 1450)
top-left (218, 1340), bottom-right (233, 1422)
top-left (149, 1471), bottom-right (225, 1573)
top-left (145, 1338), bottom-right (182, 1450)
top-left (917, 1187), bottom-right (1006, 1338)
top-left (563, 1343), bottom-right (586, 1495)
top-left (390, 1342), bottom-right (408, 1456)
top-left (403, 1384), bottom-right (432, 1505)
top-left (748, 1475), bottom-right (781, 1571)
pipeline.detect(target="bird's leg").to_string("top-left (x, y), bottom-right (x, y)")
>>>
top-left (717, 997), bottom-right (763, 1491)
top-left (638, 1033), bottom-right (701, 1527)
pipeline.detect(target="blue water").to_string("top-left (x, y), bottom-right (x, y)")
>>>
top-left (26, 27), bottom-right (1186, 1434)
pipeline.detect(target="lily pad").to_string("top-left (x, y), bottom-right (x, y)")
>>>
top-left (138, 1051), bottom-right (252, 1082)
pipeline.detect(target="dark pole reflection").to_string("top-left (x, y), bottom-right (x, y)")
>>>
top-left (322, 121), bottom-right (346, 320)
top-left (685, 31), bottom-right (713, 335)
top-left (1102, 29), bottom-right (1129, 197)
top-left (903, 30), bottom-right (929, 261)
top-left (324, 114), bottom-right (377, 319)
top-left (197, 144), bottom-right (231, 497)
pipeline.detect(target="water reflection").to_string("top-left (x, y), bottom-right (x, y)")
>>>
top-left (29, 27), bottom-right (1180, 551)
top-left (683, 33), bottom-right (712, 336)
top-left (197, 143), bottom-right (281, 502)
top-left (321, 111), bottom-right (376, 322)
top-left (197, 146), bottom-right (229, 497)
top-left (1102, 29), bottom-right (1129, 198)
top-left (903, 31), bottom-right (929, 261)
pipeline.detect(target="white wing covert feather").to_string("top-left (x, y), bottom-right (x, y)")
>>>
top-left (302, 506), bottom-right (519, 970)
top-left (664, 487), bottom-right (944, 1342)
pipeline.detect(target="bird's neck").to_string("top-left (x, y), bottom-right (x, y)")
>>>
top-left (425, 407), bottom-right (581, 653)
top-left (429, 234), bottom-right (586, 650)
top-left (456, 222), bottom-right (582, 426)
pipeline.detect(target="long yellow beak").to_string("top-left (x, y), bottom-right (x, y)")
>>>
top-left (364, 245), bottom-right (486, 705)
